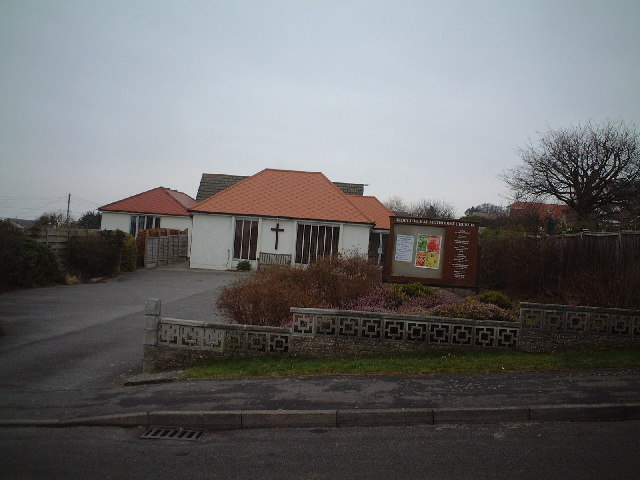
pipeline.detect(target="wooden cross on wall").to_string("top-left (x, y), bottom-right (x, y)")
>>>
top-left (271, 223), bottom-right (284, 250)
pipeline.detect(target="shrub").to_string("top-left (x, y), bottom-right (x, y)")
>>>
top-left (428, 299), bottom-right (517, 322)
top-left (64, 274), bottom-right (81, 285)
top-left (0, 220), bottom-right (63, 291)
top-left (340, 283), bottom-right (454, 315)
top-left (393, 282), bottom-right (435, 299)
top-left (68, 230), bottom-right (136, 279)
top-left (217, 254), bottom-right (381, 326)
top-left (120, 234), bottom-right (137, 272)
top-left (236, 260), bottom-right (251, 271)
top-left (475, 290), bottom-right (513, 309)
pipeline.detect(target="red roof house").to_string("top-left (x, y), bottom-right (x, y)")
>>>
top-left (508, 201), bottom-right (577, 225)
top-left (99, 187), bottom-right (196, 236)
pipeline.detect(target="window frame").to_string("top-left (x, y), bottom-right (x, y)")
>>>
top-left (233, 217), bottom-right (259, 261)
top-left (294, 222), bottom-right (340, 264)
top-left (130, 215), bottom-right (161, 237)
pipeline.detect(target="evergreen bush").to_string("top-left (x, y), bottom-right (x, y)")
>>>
top-left (393, 282), bottom-right (435, 299)
top-left (0, 220), bottom-right (63, 291)
top-left (68, 230), bottom-right (136, 279)
top-left (475, 290), bottom-right (513, 309)
top-left (236, 260), bottom-right (252, 271)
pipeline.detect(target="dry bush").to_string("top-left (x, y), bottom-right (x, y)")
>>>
top-left (216, 255), bottom-right (382, 326)
top-left (562, 263), bottom-right (640, 309)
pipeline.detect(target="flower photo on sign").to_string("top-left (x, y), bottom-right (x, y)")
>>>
top-left (415, 234), bottom-right (441, 269)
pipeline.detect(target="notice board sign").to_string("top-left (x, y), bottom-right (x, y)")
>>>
top-left (383, 216), bottom-right (480, 289)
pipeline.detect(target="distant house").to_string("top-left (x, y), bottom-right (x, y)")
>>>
top-left (508, 201), bottom-right (577, 226)
top-left (98, 187), bottom-right (197, 236)
top-left (2, 218), bottom-right (35, 229)
top-left (189, 169), bottom-right (392, 270)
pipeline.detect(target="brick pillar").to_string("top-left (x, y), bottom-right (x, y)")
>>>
top-left (143, 299), bottom-right (161, 373)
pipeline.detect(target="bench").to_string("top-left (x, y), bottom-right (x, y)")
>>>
top-left (258, 252), bottom-right (292, 269)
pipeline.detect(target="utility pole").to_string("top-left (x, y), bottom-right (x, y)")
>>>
top-left (66, 193), bottom-right (70, 225)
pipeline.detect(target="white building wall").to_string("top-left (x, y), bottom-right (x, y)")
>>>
top-left (189, 214), bottom-right (234, 270)
top-left (100, 212), bottom-right (131, 232)
top-left (341, 223), bottom-right (371, 256)
top-left (100, 212), bottom-right (191, 234)
top-left (160, 216), bottom-right (191, 232)
top-left (189, 214), bottom-right (373, 271)
top-left (258, 218), bottom-right (295, 258)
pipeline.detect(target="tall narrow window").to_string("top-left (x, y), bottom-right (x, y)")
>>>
top-left (233, 219), bottom-right (259, 260)
top-left (295, 223), bottom-right (340, 264)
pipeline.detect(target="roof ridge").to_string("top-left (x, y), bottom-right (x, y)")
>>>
top-left (99, 186), bottom-right (164, 211)
top-left (262, 168), bottom-right (324, 175)
top-left (162, 187), bottom-right (196, 209)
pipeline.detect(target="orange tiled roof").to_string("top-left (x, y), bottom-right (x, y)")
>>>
top-left (348, 196), bottom-right (392, 230)
top-left (190, 169), bottom-right (375, 225)
top-left (99, 187), bottom-right (197, 216)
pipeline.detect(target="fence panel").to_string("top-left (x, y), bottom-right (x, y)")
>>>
top-left (28, 228), bottom-right (98, 265)
top-left (144, 229), bottom-right (188, 268)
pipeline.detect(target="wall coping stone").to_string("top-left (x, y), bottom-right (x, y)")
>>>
top-left (159, 318), bottom-right (289, 334)
top-left (520, 302), bottom-right (640, 317)
top-left (290, 307), bottom-right (519, 328)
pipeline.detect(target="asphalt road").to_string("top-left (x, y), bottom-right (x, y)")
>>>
top-left (2, 422), bottom-right (639, 479)
top-left (0, 265), bottom-right (241, 390)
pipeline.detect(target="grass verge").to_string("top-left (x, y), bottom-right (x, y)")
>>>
top-left (184, 346), bottom-right (640, 379)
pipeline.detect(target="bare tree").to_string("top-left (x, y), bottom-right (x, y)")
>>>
top-left (464, 203), bottom-right (507, 217)
top-left (502, 120), bottom-right (640, 220)
top-left (383, 195), bottom-right (410, 215)
top-left (385, 196), bottom-right (456, 218)
top-left (408, 199), bottom-right (456, 218)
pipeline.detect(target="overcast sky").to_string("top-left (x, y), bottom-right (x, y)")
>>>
top-left (1, 0), bottom-right (639, 220)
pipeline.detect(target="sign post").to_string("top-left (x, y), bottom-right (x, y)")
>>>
top-left (383, 216), bottom-right (480, 290)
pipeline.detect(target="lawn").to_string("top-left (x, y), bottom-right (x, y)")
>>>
top-left (184, 346), bottom-right (640, 379)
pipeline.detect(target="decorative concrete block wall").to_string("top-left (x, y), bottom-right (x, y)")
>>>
top-left (143, 300), bottom-right (640, 372)
top-left (518, 302), bottom-right (640, 352)
top-left (291, 308), bottom-right (519, 350)
top-left (142, 301), bottom-right (520, 372)
top-left (143, 299), bottom-right (290, 372)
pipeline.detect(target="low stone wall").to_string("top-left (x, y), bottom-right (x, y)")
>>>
top-left (143, 299), bottom-right (290, 372)
top-left (142, 300), bottom-right (520, 372)
top-left (290, 308), bottom-right (519, 356)
top-left (518, 302), bottom-right (640, 352)
top-left (143, 300), bottom-right (640, 372)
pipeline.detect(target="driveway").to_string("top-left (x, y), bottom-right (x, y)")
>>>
top-left (0, 265), bottom-right (242, 392)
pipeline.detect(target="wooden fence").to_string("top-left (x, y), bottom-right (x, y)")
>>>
top-left (547, 231), bottom-right (640, 271)
top-left (144, 229), bottom-right (189, 268)
top-left (28, 228), bottom-right (99, 266)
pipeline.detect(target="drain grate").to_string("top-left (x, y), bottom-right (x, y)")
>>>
top-left (140, 427), bottom-right (203, 441)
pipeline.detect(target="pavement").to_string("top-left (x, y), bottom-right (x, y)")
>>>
top-left (1, 263), bottom-right (639, 431)
top-left (2, 369), bottom-right (639, 430)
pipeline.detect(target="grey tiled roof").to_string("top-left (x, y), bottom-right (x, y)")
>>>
top-left (196, 174), bottom-right (248, 202)
top-left (196, 173), bottom-right (365, 202)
